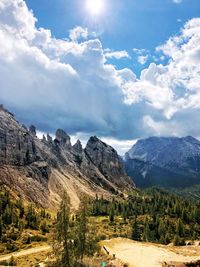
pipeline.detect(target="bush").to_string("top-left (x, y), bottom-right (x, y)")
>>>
top-left (30, 235), bottom-right (47, 242)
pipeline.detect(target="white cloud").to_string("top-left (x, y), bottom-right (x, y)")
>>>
top-left (101, 137), bottom-right (137, 155)
top-left (0, 0), bottom-right (200, 152)
top-left (123, 19), bottom-right (200, 119)
top-left (133, 48), bottom-right (149, 65)
top-left (105, 49), bottom-right (130, 60)
top-left (69, 26), bottom-right (88, 42)
top-left (0, 0), bottom-right (140, 144)
top-left (137, 55), bottom-right (148, 65)
top-left (133, 48), bottom-right (148, 55)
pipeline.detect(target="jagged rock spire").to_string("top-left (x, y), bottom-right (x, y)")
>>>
top-left (47, 134), bottom-right (53, 144)
top-left (29, 125), bottom-right (36, 136)
top-left (73, 139), bottom-right (83, 154)
top-left (55, 129), bottom-right (71, 148)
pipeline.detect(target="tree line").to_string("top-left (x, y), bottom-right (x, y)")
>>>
top-left (90, 188), bottom-right (200, 245)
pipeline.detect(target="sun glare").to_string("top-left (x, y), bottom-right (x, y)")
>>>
top-left (86, 0), bottom-right (104, 16)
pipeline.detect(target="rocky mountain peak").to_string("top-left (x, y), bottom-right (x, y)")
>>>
top-left (73, 139), bottom-right (83, 154)
top-left (0, 104), bottom-right (14, 117)
top-left (0, 106), bottom-right (135, 209)
top-left (29, 125), bottom-right (36, 136)
top-left (0, 108), bottom-right (39, 166)
top-left (55, 129), bottom-right (71, 148)
top-left (47, 134), bottom-right (53, 144)
top-left (85, 136), bottom-right (134, 188)
top-left (124, 136), bottom-right (200, 188)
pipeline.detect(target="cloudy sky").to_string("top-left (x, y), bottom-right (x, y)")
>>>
top-left (0, 0), bottom-right (200, 154)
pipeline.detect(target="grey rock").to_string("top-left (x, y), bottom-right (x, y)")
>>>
top-left (73, 139), bottom-right (83, 154)
top-left (29, 125), bottom-right (36, 136)
top-left (0, 107), bottom-right (135, 209)
top-left (125, 136), bottom-right (200, 188)
top-left (47, 134), bottom-right (53, 145)
top-left (0, 110), bottom-right (39, 166)
top-left (42, 134), bottom-right (47, 142)
top-left (85, 136), bottom-right (134, 189)
top-left (55, 129), bottom-right (71, 149)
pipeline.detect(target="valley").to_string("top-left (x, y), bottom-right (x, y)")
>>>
top-left (0, 0), bottom-right (200, 265)
top-left (0, 107), bottom-right (200, 266)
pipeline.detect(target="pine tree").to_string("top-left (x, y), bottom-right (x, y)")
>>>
top-left (131, 217), bottom-right (140, 241)
top-left (173, 234), bottom-right (181, 246)
top-left (76, 197), bottom-right (88, 261)
top-left (0, 216), bottom-right (2, 239)
top-left (143, 220), bottom-right (151, 242)
top-left (55, 193), bottom-right (71, 267)
top-left (158, 219), bottom-right (166, 241)
top-left (176, 218), bottom-right (184, 237)
top-left (109, 206), bottom-right (115, 222)
top-left (3, 204), bottom-right (12, 225)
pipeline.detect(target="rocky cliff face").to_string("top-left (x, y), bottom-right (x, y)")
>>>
top-left (124, 136), bottom-right (200, 188)
top-left (85, 136), bottom-right (132, 188)
top-left (0, 106), bottom-right (134, 209)
top-left (0, 106), bottom-right (39, 166)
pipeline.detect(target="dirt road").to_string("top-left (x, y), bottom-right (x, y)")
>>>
top-left (0, 245), bottom-right (51, 262)
top-left (102, 238), bottom-right (200, 267)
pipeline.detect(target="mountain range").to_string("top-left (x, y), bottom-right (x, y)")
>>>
top-left (124, 136), bottom-right (200, 188)
top-left (1, 105), bottom-right (200, 208)
top-left (0, 105), bottom-right (134, 209)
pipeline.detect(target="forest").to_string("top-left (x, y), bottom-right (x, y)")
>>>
top-left (0, 187), bottom-right (200, 266)
top-left (90, 188), bottom-right (200, 245)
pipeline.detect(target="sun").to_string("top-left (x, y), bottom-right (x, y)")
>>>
top-left (86, 0), bottom-right (105, 16)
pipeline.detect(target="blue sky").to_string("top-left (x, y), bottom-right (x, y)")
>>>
top-left (25, 0), bottom-right (200, 74)
top-left (0, 0), bottom-right (200, 154)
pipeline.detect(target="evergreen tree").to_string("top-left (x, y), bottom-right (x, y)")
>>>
top-left (109, 207), bottom-right (115, 222)
top-left (54, 193), bottom-right (71, 267)
top-left (143, 219), bottom-right (151, 242)
top-left (173, 234), bottom-right (181, 246)
top-left (131, 217), bottom-right (140, 241)
top-left (0, 216), bottom-right (2, 239)
top-left (176, 218), bottom-right (184, 237)
top-left (76, 198), bottom-right (87, 261)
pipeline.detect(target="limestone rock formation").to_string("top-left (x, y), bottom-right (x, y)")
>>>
top-left (29, 125), bottom-right (37, 136)
top-left (0, 110), bottom-right (39, 166)
top-left (85, 136), bottom-right (133, 188)
top-left (0, 107), bottom-right (135, 209)
top-left (72, 140), bottom-right (83, 154)
top-left (55, 129), bottom-right (71, 149)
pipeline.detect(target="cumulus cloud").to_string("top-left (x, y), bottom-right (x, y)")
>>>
top-left (69, 26), bottom-right (88, 42)
top-left (137, 55), bottom-right (148, 65)
top-left (0, 0), bottom-right (200, 153)
top-left (105, 49), bottom-right (130, 59)
top-left (133, 48), bottom-right (149, 65)
top-left (124, 18), bottom-right (200, 119)
top-left (0, 0), bottom-right (140, 143)
top-left (133, 48), bottom-right (148, 55)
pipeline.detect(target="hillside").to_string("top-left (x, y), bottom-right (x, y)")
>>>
top-left (124, 136), bottom-right (200, 188)
top-left (0, 105), bottom-right (134, 209)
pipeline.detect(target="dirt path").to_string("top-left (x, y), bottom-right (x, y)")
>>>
top-left (0, 245), bottom-right (51, 262)
top-left (102, 238), bottom-right (200, 267)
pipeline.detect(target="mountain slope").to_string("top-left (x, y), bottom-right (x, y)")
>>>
top-left (0, 105), bottom-right (134, 209)
top-left (124, 136), bottom-right (200, 188)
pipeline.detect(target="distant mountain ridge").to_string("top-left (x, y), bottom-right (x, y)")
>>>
top-left (124, 136), bottom-right (200, 188)
top-left (0, 105), bottom-right (134, 209)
